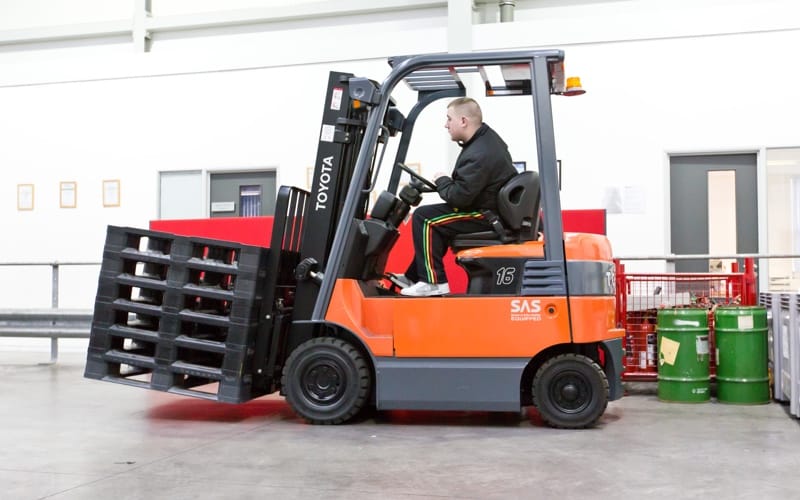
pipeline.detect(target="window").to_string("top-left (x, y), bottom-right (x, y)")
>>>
top-left (766, 147), bottom-right (800, 290)
top-left (239, 185), bottom-right (262, 217)
top-left (793, 176), bottom-right (800, 273)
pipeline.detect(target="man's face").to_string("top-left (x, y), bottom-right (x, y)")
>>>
top-left (445, 107), bottom-right (465, 142)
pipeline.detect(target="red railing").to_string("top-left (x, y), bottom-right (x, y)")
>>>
top-left (614, 258), bottom-right (756, 381)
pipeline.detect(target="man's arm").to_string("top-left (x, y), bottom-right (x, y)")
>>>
top-left (434, 155), bottom-right (492, 209)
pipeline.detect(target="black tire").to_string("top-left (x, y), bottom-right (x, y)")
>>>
top-left (532, 353), bottom-right (609, 429)
top-left (282, 337), bottom-right (371, 425)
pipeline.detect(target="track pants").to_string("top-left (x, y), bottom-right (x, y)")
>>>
top-left (404, 203), bottom-right (492, 284)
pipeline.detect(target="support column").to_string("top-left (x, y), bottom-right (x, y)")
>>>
top-left (500, 0), bottom-right (515, 22)
top-left (133, 0), bottom-right (152, 52)
top-left (446, 0), bottom-right (476, 169)
top-left (48, 264), bottom-right (59, 364)
top-left (447, 0), bottom-right (473, 53)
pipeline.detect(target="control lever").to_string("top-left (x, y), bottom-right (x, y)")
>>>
top-left (295, 258), bottom-right (324, 284)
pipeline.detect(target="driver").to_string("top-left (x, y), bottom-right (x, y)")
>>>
top-left (399, 97), bottom-right (517, 297)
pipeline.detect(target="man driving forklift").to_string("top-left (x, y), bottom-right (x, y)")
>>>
top-left (398, 97), bottom-right (517, 297)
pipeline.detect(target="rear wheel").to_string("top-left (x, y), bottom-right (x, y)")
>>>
top-left (532, 353), bottom-right (608, 429)
top-left (282, 337), bottom-right (371, 425)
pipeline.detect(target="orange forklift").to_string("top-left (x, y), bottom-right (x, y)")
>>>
top-left (85, 49), bottom-right (624, 429)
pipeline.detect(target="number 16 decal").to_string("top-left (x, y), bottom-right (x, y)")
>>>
top-left (496, 266), bottom-right (515, 286)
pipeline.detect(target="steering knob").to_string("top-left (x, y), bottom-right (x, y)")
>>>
top-left (295, 257), bottom-right (324, 284)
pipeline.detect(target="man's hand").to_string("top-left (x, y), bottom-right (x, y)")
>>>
top-left (433, 172), bottom-right (448, 182)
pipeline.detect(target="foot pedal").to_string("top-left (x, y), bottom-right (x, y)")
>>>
top-left (386, 273), bottom-right (412, 290)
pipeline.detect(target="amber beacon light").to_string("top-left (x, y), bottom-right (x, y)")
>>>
top-left (563, 76), bottom-right (586, 96)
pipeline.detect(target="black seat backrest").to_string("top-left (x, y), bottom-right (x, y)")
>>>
top-left (496, 171), bottom-right (540, 241)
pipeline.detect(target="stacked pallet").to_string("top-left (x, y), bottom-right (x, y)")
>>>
top-left (85, 226), bottom-right (270, 403)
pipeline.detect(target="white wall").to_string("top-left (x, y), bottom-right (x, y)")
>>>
top-left (1, 0), bottom-right (799, 316)
top-left (0, 0), bottom-right (131, 30)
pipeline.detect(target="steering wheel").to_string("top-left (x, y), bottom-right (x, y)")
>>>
top-left (397, 163), bottom-right (438, 192)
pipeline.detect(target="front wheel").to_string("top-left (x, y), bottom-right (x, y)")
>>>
top-left (282, 337), bottom-right (371, 425)
top-left (532, 353), bottom-right (609, 429)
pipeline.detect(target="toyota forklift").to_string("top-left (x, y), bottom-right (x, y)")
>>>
top-left (85, 50), bottom-right (624, 429)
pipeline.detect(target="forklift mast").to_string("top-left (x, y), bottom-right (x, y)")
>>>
top-left (291, 72), bottom-right (373, 321)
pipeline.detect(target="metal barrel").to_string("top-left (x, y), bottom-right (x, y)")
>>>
top-left (715, 306), bottom-right (770, 404)
top-left (656, 308), bottom-right (710, 403)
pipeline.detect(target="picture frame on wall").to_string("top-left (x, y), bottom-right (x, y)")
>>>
top-left (399, 162), bottom-right (422, 187)
top-left (17, 184), bottom-right (34, 211)
top-left (103, 179), bottom-right (121, 207)
top-left (405, 162), bottom-right (421, 176)
top-left (60, 181), bottom-right (77, 208)
top-left (306, 166), bottom-right (314, 190)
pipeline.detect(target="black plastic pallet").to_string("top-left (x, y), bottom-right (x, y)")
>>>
top-left (86, 333), bottom-right (264, 402)
top-left (98, 227), bottom-right (178, 284)
top-left (170, 290), bottom-right (263, 327)
top-left (85, 225), bottom-right (271, 404)
top-left (85, 346), bottom-right (156, 382)
top-left (177, 313), bottom-right (260, 346)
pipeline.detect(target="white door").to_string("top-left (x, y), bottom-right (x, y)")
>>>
top-left (159, 170), bottom-right (204, 219)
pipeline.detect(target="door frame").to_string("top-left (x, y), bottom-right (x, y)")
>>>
top-left (205, 165), bottom-right (279, 217)
top-left (663, 147), bottom-right (767, 290)
top-left (156, 165), bottom-right (280, 219)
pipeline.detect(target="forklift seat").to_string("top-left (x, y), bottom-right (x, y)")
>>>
top-left (450, 170), bottom-right (540, 252)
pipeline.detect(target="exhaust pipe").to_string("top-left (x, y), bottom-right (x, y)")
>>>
top-left (499, 0), bottom-right (515, 22)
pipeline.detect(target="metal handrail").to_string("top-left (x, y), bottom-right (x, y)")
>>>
top-left (0, 261), bottom-right (100, 363)
top-left (613, 254), bottom-right (800, 304)
top-left (614, 256), bottom-right (759, 314)
top-left (615, 253), bottom-right (800, 261)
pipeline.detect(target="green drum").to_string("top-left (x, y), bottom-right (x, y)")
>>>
top-left (715, 306), bottom-right (769, 404)
top-left (656, 309), bottom-right (710, 403)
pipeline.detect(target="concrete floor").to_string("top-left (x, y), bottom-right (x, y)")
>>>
top-left (1, 351), bottom-right (799, 500)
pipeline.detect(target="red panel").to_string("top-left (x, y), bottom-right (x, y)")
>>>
top-left (149, 208), bottom-right (607, 295)
top-left (562, 209), bottom-right (606, 235)
top-left (150, 217), bottom-right (274, 248)
top-left (150, 216), bottom-right (468, 293)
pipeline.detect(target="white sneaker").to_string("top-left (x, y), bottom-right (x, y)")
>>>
top-left (387, 273), bottom-right (413, 289)
top-left (400, 281), bottom-right (450, 297)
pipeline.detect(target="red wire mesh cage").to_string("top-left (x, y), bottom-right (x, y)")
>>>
top-left (614, 259), bottom-right (756, 381)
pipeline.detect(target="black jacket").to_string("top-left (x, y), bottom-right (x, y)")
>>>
top-left (434, 123), bottom-right (516, 211)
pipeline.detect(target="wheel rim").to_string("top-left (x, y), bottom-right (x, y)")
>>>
top-left (300, 358), bottom-right (347, 407)
top-left (549, 369), bottom-right (591, 414)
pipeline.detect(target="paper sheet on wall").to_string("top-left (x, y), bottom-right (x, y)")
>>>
top-left (622, 185), bottom-right (646, 214)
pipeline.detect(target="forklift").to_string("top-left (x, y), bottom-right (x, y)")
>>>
top-left (85, 49), bottom-right (624, 429)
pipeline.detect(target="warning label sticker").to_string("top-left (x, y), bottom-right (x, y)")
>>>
top-left (659, 337), bottom-right (680, 366)
top-left (320, 124), bottom-right (335, 143)
top-left (331, 87), bottom-right (343, 111)
top-left (738, 315), bottom-right (754, 330)
top-left (696, 335), bottom-right (709, 355)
